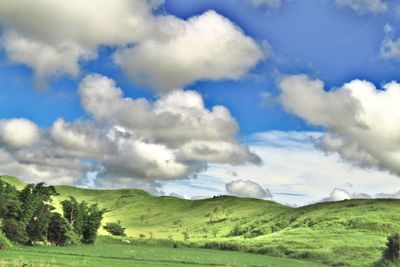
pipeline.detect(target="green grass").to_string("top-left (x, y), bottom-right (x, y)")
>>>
top-left (1, 175), bottom-right (397, 266)
top-left (0, 237), bottom-right (320, 267)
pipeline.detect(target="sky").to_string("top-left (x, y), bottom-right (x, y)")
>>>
top-left (1, 0), bottom-right (400, 205)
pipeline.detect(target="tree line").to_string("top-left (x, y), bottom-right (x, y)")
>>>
top-left (0, 178), bottom-right (104, 246)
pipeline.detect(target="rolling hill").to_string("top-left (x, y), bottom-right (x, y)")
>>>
top-left (1, 175), bottom-right (398, 266)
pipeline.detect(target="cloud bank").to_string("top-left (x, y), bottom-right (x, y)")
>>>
top-left (0, 1), bottom-right (262, 91)
top-left (0, 74), bottom-right (259, 190)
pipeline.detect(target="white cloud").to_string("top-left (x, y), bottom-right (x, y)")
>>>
top-left (249, 0), bottom-right (282, 9)
top-left (79, 74), bottom-right (258, 168)
top-left (0, 0), bottom-right (154, 85)
top-left (114, 10), bottom-right (263, 91)
top-left (226, 179), bottom-right (272, 198)
top-left (336, 0), bottom-right (388, 14)
top-left (380, 28), bottom-right (400, 61)
top-left (279, 74), bottom-right (400, 178)
top-left (0, 1), bottom-right (262, 91)
top-left (79, 75), bottom-right (241, 145)
top-left (320, 188), bottom-right (371, 202)
top-left (198, 131), bottom-right (400, 206)
top-left (0, 119), bottom-right (40, 148)
top-left (0, 74), bottom-right (258, 189)
top-left (322, 188), bottom-right (352, 202)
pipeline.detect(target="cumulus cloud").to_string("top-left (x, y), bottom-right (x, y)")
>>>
top-left (0, 74), bottom-right (259, 189)
top-left (320, 188), bottom-right (371, 202)
top-left (114, 10), bottom-right (263, 91)
top-left (79, 75), bottom-right (239, 145)
top-left (279, 74), bottom-right (400, 177)
top-left (0, 0), bottom-right (153, 85)
top-left (0, 119), bottom-right (40, 148)
top-left (0, 1), bottom-right (262, 90)
top-left (336, 0), bottom-right (387, 14)
top-left (226, 179), bottom-right (272, 199)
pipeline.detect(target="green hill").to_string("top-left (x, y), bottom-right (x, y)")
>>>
top-left (1, 175), bottom-right (397, 266)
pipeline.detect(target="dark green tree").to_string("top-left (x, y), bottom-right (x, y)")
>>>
top-left (47, 213), bottom-right (79, 246)
top-left (61, 196), bottom-right (86, 236)
top-left (2, 218), bottom-right (29, 244)
top-left (61, 197), bottom-right (104, 244)
top-left (18, 183), bottom-right (58, 242)
top-left (81, 204), bottom-right (104, 244)
top-left (0, 179), bottom-right (20, 219)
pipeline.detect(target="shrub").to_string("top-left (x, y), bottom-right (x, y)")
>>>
top-left (383, 233), bottom-right (400, 262)
top-left (103, 221), bottom-right (126, 236)
top-left (228, 224), bottom-right (247, 237)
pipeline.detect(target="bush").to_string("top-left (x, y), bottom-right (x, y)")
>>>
top-left (228, 224), bottom-right (247, 237)
top-left (2, 218), bottom-right (29, 244)
top-left (103, 221), bottom-right (126, 236)
top-left (204, 242), bottom-right (240, 251)
top-left (384, 233), bottom-right (400, 262)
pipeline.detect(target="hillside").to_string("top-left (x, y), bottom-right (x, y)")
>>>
top-left (1, 175), bottom-right (397, 266)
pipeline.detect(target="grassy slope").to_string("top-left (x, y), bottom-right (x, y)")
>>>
top-left (1, 175), bottom-right (397, 266)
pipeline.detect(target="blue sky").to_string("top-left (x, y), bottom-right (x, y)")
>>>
top-left (1, 0), bottom-right (400, 205)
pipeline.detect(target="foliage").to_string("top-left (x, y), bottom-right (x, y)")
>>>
top-left (2, 218), bottom-right (29, 244)
top-left (47, 213), bottom-right (79, 246)
top-left (61, 196), bottom-right (86, 236)
top-left (0, 178), bottom-right (102, 247)
top-left (103, 221), bottom-right (126, 236)
top-left (62, 197), bottom-right (104, 244)
top-left (384, 233), bottom-right (400, 262)
top-left (0, 181), bottom-right (59, 244)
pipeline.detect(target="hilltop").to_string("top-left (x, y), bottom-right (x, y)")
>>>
top-left (1, 175), bottom-right (398, 266)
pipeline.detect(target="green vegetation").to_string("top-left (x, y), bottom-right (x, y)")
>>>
top-left (1, 175), bottom-right (400, 266)
top-left (103, 221), bottom-right (126, 236)
top-left (0, 179), bottom-right (104, 247)
top-left (0, 236), bottom-right (319, 267)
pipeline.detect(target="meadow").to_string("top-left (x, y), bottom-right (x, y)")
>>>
top-left (1, 175), bottom-right (397, 266)
top-left (0, 236), bottom-right (320, 267)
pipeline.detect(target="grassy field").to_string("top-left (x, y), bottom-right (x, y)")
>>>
top-left (0, 175), bottom-right (396, 266)
top-left (0, 237), bottom-right (321, 267)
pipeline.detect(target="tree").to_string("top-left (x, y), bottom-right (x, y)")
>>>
top-left (61, 197), bottom-right (86, 236)
top-left (383, 233), bottom-right (400, 262)
top-left (47, 213), bottom-right (78, 246)
top-left (103, 221), bottom-right (126, 236)
top-left (81, 204), bottom-right (104, 244)
top-left (19, 183), bottom-right (58, 242)
top-left (0, 179), bottom-right (21, 219)
top-left (0, 182), bottom-right (58, 244)
top-left (62, 197), bottom-right (104, 244)
top-left (2, 218), bottom-right (29, 244)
